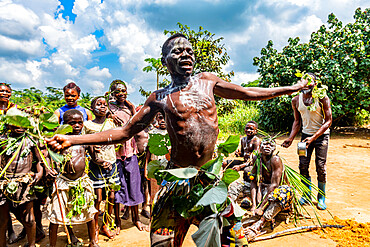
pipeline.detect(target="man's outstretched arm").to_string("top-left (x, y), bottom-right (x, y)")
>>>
top-left (47, 94), bottom-right (160, 151)
top-left (207, 72), bottom-right (308, 101)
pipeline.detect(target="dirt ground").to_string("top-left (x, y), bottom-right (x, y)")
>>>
top-left (9, 132), bottom-right (370, 247)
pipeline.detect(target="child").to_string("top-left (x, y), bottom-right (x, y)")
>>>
top-left (0, 122), bottom-right (44, 247)
top-left (47, 109), bottom-right (99, 247)
top-left (108, 80), bottom-right (148, 232)
top-left (54, 82), bottom-right (93, 124)
top-left (228, 121), bottom-right (261, 205)
top-left (145, 112), bottom-right (168, 207)
top-left (84, 96), bottom-right (120, 239)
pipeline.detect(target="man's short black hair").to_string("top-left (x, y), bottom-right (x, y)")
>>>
top-left (63, 109), bottom-right (83, 124)
top-left (63, 82), bottom-right (81, 95)
top-left (0, 83), bottom-right (11, 91)
top-left (246, 120), bottom-right (258, 129)
top-left (162, 33), bottom-right (187, 57)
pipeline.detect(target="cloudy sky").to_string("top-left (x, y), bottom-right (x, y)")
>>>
top-left (0, 0), bottom-right (368, 105)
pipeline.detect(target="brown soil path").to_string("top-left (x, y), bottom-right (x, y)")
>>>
top-left (9, 134), bottom-right (370, 246)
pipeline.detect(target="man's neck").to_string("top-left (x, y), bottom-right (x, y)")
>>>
top-left (170, 74), bottom-right (191, 88)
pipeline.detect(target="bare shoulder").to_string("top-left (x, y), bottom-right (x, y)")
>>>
top-left (271, 155), bottom-right (283, 168)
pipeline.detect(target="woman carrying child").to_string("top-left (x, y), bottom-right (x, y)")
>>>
top-left (84, 96), bottom-right (120, 240)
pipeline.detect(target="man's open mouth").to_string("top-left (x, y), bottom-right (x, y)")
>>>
top-left (179, 60), bottom-right (193, 67)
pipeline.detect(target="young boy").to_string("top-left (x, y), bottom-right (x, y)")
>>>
top-left (47, 109), bottom-right (99, 247)
top-left (228, 121), bottom-right (261, 204)
top-left (0, 123), bottom-right (44, 247)
top-left (144, 112), bottom-right (169, 213)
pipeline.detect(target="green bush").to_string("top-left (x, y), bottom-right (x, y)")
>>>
top-left (218, 101), bottom-right (259, 139)
top-left (253, 8), bottom-right (370, 131)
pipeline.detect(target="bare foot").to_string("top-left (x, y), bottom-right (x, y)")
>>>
top-left (115, 226), bottom-right (120, 236)
top-left (245, 219), bottom-right (264, 242)
top-left (134, 221), bottom-right (149, 232)
top-left (100, 225), bottom-right (115, 239)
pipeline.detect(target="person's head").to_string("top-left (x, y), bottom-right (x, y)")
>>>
top-left (302, 72), bottom-right (317, 94)
top-left (63, 109), bottom-right (84, 135)
top-left (91, 96), bottom-right (108, 118)
top-left (244, 121), bottom-right (258, 137)
top-left (109, 80), bottom-right (127, 103)
top-left (155, 112), bottom-right (166, 130)
top-left (260, 139), bottom-right (276, 156)
top-left (7, 124), bottom-right (25, 136)
top-left (0, 83), bottom-right (11, 103)
top-left (161, 33), bottom-right (195, 77)
top-left (63, 82), bottom-right (81, 107)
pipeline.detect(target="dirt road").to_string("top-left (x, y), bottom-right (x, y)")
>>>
top-left (9, 133), bottom-right (370, 246)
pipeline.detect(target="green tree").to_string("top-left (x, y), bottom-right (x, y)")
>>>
top-left (141, 23), bottom-right (234, 98)
top-left (253, 8), bottom-right (370, 131)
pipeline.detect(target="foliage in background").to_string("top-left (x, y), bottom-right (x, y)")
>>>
top-left (10, 87), bottom-right (93, 112)
top-left (141, 23), bottom-right (235, 111)
top-left (253, 8), bottom-right (370, 131)
top-left (218, 101), bottom-right (260, 139)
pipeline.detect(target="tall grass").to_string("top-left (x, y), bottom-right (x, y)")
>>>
top-left (218, 101), bottom-right (259, 140)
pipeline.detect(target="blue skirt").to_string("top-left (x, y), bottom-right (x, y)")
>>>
top-left (114, 155), bottom-right (144, 206)
top-left (88, 161), bottom-right (120, 189)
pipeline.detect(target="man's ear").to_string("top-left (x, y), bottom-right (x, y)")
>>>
top-left (161, 57), bottom-right (166, 66)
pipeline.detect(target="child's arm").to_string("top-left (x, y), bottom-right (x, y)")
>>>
top-left (87, 145), bottom-right (112, 170)
top-left (31, 143), bottom-right (44, 185)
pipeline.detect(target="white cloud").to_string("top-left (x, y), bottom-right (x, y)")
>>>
top-left (86, 66), bottom-right (111, 79)
top-left (233, 72), bottom-right (260, 85)
top-left (87, 80), bottom-right (105, 94)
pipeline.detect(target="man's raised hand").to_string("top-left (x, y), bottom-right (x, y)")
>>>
top-left (46, 135), bottom-right (72, 151)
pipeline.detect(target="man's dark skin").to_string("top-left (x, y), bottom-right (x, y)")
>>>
top-left (281, 80), bottom-right (332, 148)
top-left (0, 125), bottom-right (44, 247)
top-left (233, 122), bottom-right (261, 172)
top-left (47, 36), bottom-right (309, 169)
top-left (245, 140), bottom-right (285, 240)
top-left (249, 140), bottom-right (283, 216)
top-left (48, 114), bottom-right (99, 247)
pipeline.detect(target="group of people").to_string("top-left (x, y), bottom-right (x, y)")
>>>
top-left (0, 80), bottom-right (169, 247)
top-left (0, 33), bottom-right (332, 247)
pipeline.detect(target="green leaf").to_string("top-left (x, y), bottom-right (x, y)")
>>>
top-left (147, 160), bottom-right (166, 179)
top-left (47, 148), bottom-right (64, 164)
top-left (196, 181), bottom-right (228, 207)
top-left (148, 133), bottom-right (171, 156)
top-left (4, 107), bottom-right (33, 129)
top-left (191, 214), bottom-right (221, 247)
top-left (173, 184), bottom-right (204, 218)
top-left (40, 112), bottom-right (59, 130)
top-left (201, 156), bottom-right (223, 177)
top-left (217, 135), bottom-right (240, 156)
top-left (53, 124), bottom-right (73, 136)
top-left (222, 169), bottom-right (240, 186)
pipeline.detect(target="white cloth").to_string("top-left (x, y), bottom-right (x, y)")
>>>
top-left (47, 174), bottom-right (97, 225)
top-left (298, 93), bottom-right (330, 135)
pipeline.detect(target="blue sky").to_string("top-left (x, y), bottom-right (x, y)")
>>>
top-left (0, 0), bottom-right (368, 105)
